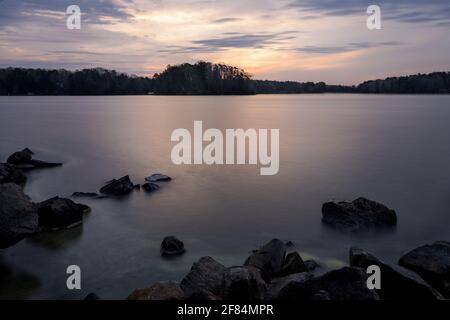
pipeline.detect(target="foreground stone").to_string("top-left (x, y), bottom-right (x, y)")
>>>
top-left (350, 247), bottom-right (443, 300)
top-left (0, 163), bottom-right (27, 186)
top-left (221, 266), bottom-right (267, 300)
top-left (399, 241), bottom-right (450, 297)
top-left (278, 252), bottom-right (307, 277)
top-left (180, 257), bottom-right (227, 298)
top-left (322, 197), bottom-right (397, 232)
top-left (244, 239), bottom-right (286, 280)
top-left (0, 183), bottom-right (38, 248)
top-left (127, 281), bottom-right (184, 300)
top-left (99, 175), bottom-right (135, 195)
top-left (265, 272), bottom-right (313, 300)
top-left (275, 267), bottom-right (379, 300)
top-left (160, 236), bottom-right (185, 256)
top-left (84, 293), bottom-right (101, 300)
top-left (37, 197), bottom-right (90, 231)
top-left (145, 174), bottom-right (171, 182)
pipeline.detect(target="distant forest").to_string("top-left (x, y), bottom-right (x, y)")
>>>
top-left (0, 61), bottom-right (449, 95)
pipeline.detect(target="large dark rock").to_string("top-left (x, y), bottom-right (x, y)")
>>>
top-left (275, 267), bottom-right (379, 300)
top-left (278, 252), bottom-right (307, 277)
top-left (99, 175), bottom-right (134, 195)
top-left (322, 197), bottom-right (397, 232)
top-left (160, 236), bottom-right (185, 256)
top-left (350, 247), bottom-right (443, 300)
top-left (221, 266), bottom-right (267, 300)
top-left (265, 272), bottom-right (313, 300)
top-left (127, 281), bottom-right (184, 300)
top-left (7, 148), bottom-right (34, 165)
top-left (244, 239), bottom-right (286, 280)
top-left (0, 163), bottom-right (27, 186)
top-left (37, 196), bottom-right (90, 231)
top-left (399, 241), bottom-right (450, 298)
top-left (0, 183), bottom-right (38, 248)
top-left (180, 256), bottom-right (227, 298)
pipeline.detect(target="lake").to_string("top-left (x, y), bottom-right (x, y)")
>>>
top-left (0, 94), bottom-right (449, 299)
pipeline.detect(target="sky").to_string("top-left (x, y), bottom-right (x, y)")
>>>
top-left (0, 0), bottom-right (449, 84)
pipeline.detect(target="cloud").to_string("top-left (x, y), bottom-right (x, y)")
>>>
top-left (212, 17), bottom-right (241, 23)
top-left (297, 41), bottom-right (405, 54)
top-left (286, 0), bottom-right (450, 26)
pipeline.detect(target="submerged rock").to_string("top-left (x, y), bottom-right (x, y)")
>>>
top-left (160, 236), bottom-right (185, 256)
top-left (127, 281), bottom-right (184, 300)
top-left (304, 259), bottom-right (320, 272)
top-left (350, 247), bottom-right (443, 300)
top-left (322, 197), bottom-right (397, 232)
top-left (84, 293), bottom-right (101, 300)
top-left (278, 252), bottom-right (307, 277)
top-left (37, 196), bottom-right (90, 231)
top-left (145, 173), bottom-right (171, 182)
top-left (72, 192), bottom-right (99, 198)
top-left (399, 241), bottom-right (450, 298)
top-left (275, 267), bottom-right (379, 300)
top-left (0, 163), bottom-right (27, 186)
top-left (180, 256), bottom-right (227, 298)
top-left (0, 183), bottom-right (38, 248)
top-left (99, 175), bottom-right (134, 195)
top-left (221, 266), bottom-right (267, 300)
top-left (28, 159), bottom-right (62, 168)
top-left (244, 239), bottom-right (286, 280)
top-left (142, 182), bottom-right (159, 193)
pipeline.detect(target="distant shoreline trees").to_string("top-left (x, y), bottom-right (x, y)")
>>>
top-left (0, 62), bottom-right (449, 95)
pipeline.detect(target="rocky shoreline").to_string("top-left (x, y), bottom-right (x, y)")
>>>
top-left (1, 147), bottom-right (449, 300)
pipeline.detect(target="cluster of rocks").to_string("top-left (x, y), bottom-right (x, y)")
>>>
top-left (0, 148), bottom-right (89, 248)
top-left (72, 173), bottom-right (171, 198)
top-left (128, 238), bottom-right (450, 300)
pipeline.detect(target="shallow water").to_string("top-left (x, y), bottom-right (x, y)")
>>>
top-left (0, 94), bottom-right (449, 299)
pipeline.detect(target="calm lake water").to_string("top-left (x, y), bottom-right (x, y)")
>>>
top-left (0, 94), bottom-right (449, 299)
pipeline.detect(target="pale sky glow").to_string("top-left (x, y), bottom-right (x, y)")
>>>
top-left (0, 0), bottom-right (449, 84)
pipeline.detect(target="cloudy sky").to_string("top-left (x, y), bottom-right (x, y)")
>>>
top-left (0, 0), bottom-right (449, 84)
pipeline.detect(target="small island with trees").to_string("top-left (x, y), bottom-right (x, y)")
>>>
top-left (0, 61), bottom-right (449, 95)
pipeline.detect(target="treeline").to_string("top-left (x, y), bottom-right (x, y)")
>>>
top-left (1, 63), bottom-right (449, 95)
top-left (357, 72), bottom-right (450, 93)
top-left (0, 68), bottom-right (154, 95)
top-left (153, 61), bottom-right (254, 95)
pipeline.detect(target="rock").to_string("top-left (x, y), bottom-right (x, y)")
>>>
top-left (127, 281), bottom-right (184, 300)
top-left (0, 183), bottom-right (38, 248)
top-left (399, 241), bottom-right (450, 297)
top-left (160, 236), bottom-right (185, 256)
top-left (37, 196), bottom-right (90, 231)
top-left (180, 256), bottom-right (227, 298)
top-left (99, 175), bottom-right (134, 195)
top-left (142, 182), bottom-right (159, 193)
top-left (84, 293), bottom-right (101, 300)
top-left (311, 290), bottom-right (331, 300)
top-left (304, 260), bottom-right (320, 272)
top-left (275, 267), bottom-right (379, 300)
top-left (350, 247), bottom-right (443, 300)
top-left (244, 239), bottom-right (286, 280)
top-left (322, 197), bottom-right (397, 232)
top-left (7, 148), bottom-right (34, 164)
top-left (6, 148), bottom-right (62, 169)
top-left (28, 159), bottom-right (62, 168)
top-left (285, 241), bottom-right (294, 247)
top-left (72, 192), bottom-right (99, 198)
top-left (221, 266), bottom-right (267, 300)
top-left (133, 184), bottom-right (141, 190)
top-left (278, 252), bottom-right (307, 277)
top-left (145, 173), bottom-right (171, 182)
top-left (0, 163), bottom-right (27, 186)
top-left (265, 272), bottom-right (313, 300)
